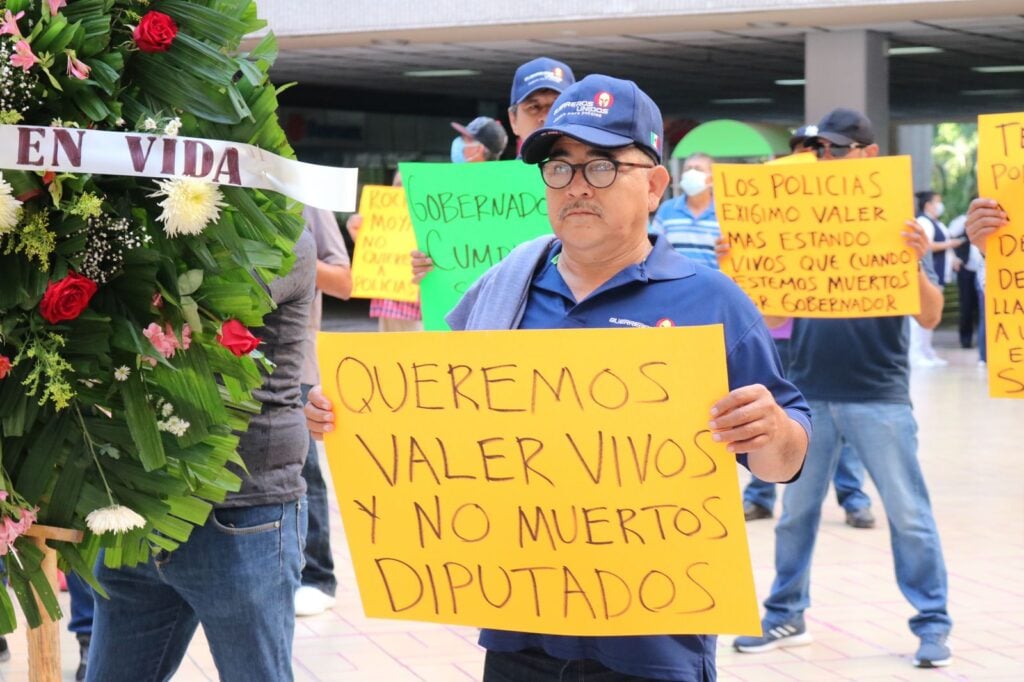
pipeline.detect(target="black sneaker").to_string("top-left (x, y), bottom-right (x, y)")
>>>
top-left (734, 617), bottom-right (813, 653)
top-left (76, 633), bottom-right (90, 681)
top-left (0, 635), bottom-right (9, 662)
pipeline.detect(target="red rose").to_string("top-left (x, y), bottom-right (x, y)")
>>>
top-left (133, 11), bottom-right (178, 53)
top-left (0, 355), bottom-right (11, 380)
top-left (39, 272), bottom-right (97, 324)
top-left (217, 320), bottom-right (260, 357)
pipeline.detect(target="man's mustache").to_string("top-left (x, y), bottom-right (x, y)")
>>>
top-left (559, 200), bottom-right (603, 220)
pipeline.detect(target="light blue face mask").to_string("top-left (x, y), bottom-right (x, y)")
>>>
top-left (450, 137), bottom-right (467, 164)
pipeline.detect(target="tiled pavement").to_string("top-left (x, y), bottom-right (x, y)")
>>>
top-left (2, 331), bottom-right (1021, 680)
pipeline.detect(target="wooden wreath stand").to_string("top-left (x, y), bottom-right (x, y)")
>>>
top-left (23, 524), bottom-right (84, 682)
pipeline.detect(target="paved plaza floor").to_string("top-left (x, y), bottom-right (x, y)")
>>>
top-left (1, 322), bottom-right (1021, 681)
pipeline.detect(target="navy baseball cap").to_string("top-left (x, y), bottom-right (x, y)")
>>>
top-left (813, 108), bottom-right (875, 146)
top-left (789, 124), bottom-right (814, 150)
top-left (520, 74), bottom-right (664, 164)
top-left (509, 57), bottom-right (575, 107)
top-left (451, 116), bottom-right (509, 158)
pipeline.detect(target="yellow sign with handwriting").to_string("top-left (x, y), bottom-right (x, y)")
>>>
top-left (350, 185), bottom-right (419, 303)
top-left (978, 112), bottom-right (1024, 398)
top-left (318, 326), bottom-right (761, 636)
top-left (714, 156), bottom-right (919, 317)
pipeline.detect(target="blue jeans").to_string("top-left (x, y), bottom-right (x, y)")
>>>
top-left (763, 401), bottom-right (951, 637)
top-left (743, 442), bottom-right (871, 513)
top-left (87, 500), bottom-right (306, 682)
top-left (67, 571), bottom-right (94, 636)
top-left (300, 384), bottom-right (337, 596)
top-left (484, 649), bottom-right (663, 682)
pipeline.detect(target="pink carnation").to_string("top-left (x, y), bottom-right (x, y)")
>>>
top-left (143, 322), bottom-right (178, 358)
top-left (181, 323), bottom-right (192, 350)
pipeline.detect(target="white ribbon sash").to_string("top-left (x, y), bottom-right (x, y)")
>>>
top-left (0, 124), bottom-right (357, 212)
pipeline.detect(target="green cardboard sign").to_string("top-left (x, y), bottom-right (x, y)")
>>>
top-left (400, 160), bottom-right (553, 330)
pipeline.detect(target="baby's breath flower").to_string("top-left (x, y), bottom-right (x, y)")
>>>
top-left (163, 117), bottom-right (181, 136)
top-left (157, 415), bottom-right (190, 437)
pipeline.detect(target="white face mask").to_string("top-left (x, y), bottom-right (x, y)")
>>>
top-left (680, 169), bottom-right (709, 197)
top-left (933, 202), bottom-right (945, 217)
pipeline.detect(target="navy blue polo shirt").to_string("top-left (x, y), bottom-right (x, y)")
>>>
top-left (480, 235), bottom-right (810, 681)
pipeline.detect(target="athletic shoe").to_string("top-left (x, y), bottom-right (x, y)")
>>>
top-left (913, 634), bottom-right (952, 668)
top-left (295, 585), bottom-right (337, 617)
top-left (845, 507), bottom-right (876, 529)
top-left (743, 502), bottom-right (773, 521)
top-left (733, 618), bottom-right (813, 653)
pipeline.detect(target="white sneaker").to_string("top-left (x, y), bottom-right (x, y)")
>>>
top-left (295, 586), bottom-right (336, 617)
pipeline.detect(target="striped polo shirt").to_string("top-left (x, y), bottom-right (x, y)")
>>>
top-left (649, 196), bottom-right (720, 270)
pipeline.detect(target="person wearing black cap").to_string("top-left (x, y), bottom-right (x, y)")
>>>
top-left (307, 74), bottom-right (811, 682)
top-left (733, 107), bottom-right (953, 669)
top-left (740, 121), bottom-right (876, 530)
top-left (507, 57), bottom-right (575, 153)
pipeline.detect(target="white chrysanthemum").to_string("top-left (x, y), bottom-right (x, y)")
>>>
top-left (164, 117), bottom-right (181, 136)
top-left (161, 401), bottom-right (174, 417)
top-left (113, 366), bottom-right (130, 382)
top-left (86, 504), bottom-right (146, 534)
top-left (0, 172), bottom-right (23, 235)
top-left (143, 117), bottom-right (157, 130)
top-left (149, 178), bottom-right (226, 237)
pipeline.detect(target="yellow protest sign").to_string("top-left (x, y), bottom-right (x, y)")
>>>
top-left (350, 185), bottom-right (419, 303)
top-left (317, 326), bottom-right (761, 636)
top-left (714, 156), bottom-right (920, 318)
top-left (978, 112), bottom-right (1024, 398)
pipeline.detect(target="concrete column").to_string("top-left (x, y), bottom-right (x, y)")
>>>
top-left (805, 30), bottom-right (889, 154)
top-left (896, 124), bottom-right (936, 192)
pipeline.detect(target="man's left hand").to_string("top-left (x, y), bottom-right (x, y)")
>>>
top-left (902, 219), bottom-right (929, 260)
top-left (709, 384), bottom-right (787, 454)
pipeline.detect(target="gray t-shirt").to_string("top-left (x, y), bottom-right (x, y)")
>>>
top-left (221, 228), bottom-right (316, 507)
top-left (301, 206), bottom-right (350, 385)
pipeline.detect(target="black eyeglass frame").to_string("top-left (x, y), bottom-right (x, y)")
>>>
top-left (538, 158), bottom-right (656, 189)
top-left (808, 141), bottom-right (866, 159)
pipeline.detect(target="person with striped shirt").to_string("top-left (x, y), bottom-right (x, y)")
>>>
top-left (649, 152), bottom-right (719, 268)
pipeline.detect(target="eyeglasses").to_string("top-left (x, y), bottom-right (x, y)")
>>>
top-left (539, 158), bottom-right (655, 189)
top-left (809, 142), bottom-right (864, 159)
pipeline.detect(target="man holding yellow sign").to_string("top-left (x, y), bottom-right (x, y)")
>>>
top-left (732, 108), bottom-right (952, 670)
top-left (307, 75), bottom-right (810, 682)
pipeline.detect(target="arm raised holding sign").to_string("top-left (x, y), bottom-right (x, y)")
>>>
top-left (965, 197), bottom-right (1009, 255)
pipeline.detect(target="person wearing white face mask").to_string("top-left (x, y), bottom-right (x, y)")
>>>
top-left (910, 190), bottom-right (963, 367)
top-left (649, 152), bottom-right (720, 268)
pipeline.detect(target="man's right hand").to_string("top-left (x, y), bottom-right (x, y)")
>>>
top-left (965, 197), bottom-right (1008, 255)
top-left (345, 214), bottom-right (363, 241)
top-left (304, 385), bottom-right (335, 440)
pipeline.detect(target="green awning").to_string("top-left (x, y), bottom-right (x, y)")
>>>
top-left (671, 120), bottom-right (792, 159)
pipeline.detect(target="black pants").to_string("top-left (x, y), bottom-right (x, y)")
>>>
top-left (483, 649), bottom-right (687, 682)
top-left (956, 269), bottom-right (980, 348)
